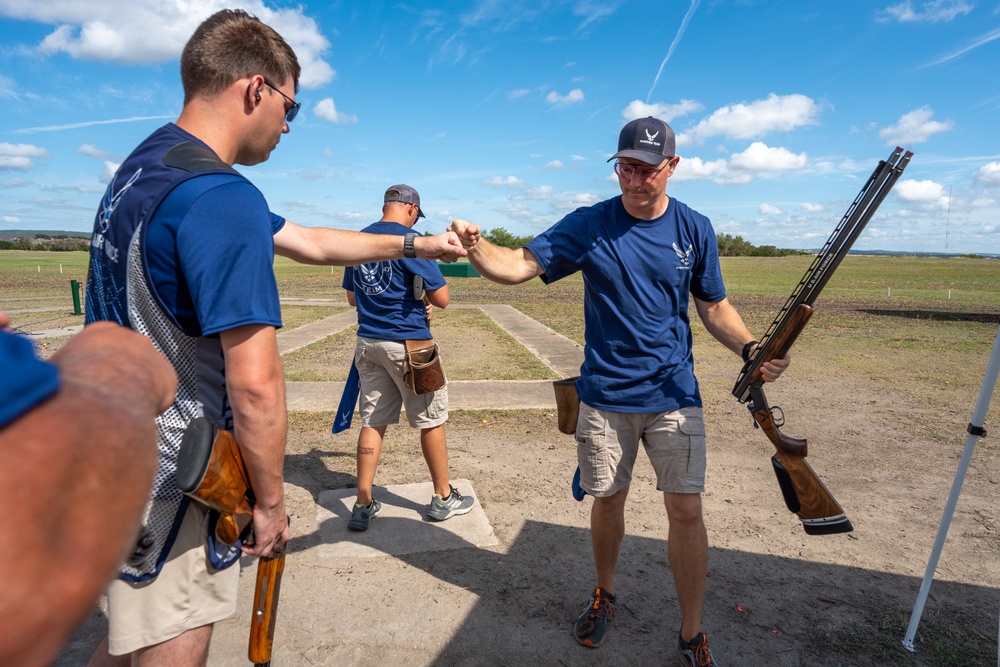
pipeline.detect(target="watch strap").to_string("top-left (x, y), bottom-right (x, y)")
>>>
top-left (403, 232), bottom-right (417, 258)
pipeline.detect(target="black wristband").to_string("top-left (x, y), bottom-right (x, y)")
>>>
top-left (403, 232), bottom-right (417, 258)
top-left (741, 340), bottom-right (759, 362)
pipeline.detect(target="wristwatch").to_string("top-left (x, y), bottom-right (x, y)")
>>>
top-left (741, 340), bottom-right (759, 362)
top-left (403, 232), bottom-right (417, 258)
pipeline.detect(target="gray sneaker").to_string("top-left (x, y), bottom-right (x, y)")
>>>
top-left (678, 631), bottom-right (719, 666)
top-left (347, 499), bottom-right (382, 531)
top-left (427, 485), bottom-right (474, 521)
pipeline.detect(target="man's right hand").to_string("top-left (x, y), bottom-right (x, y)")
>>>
top-left (246, 500), bottom-right (290, 557)
top-left (413, 231), bottom-right (468, 263)
top-left (448, 219), bottom-right (480, 250)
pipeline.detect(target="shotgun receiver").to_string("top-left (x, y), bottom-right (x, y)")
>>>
top-left (177, 417), bottom-right (287, 666)
top-left (732, 146), bottom-right (912, 535)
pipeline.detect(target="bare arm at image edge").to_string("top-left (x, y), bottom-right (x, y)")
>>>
top-left (0, 321), bottom-right (177, 667)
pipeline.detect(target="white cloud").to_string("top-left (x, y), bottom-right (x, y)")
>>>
top-left (971, 197), bottom-right (995, 207)
top-left (895, 178), bottom-right (950, 209)
top-left (544, 160), bottom-right (565, 169)
top-left (621, 99), bottom-right (703, 122)
top-left (100, 160), bottom-right (120, 182)
top-left (879, 106), bottom-right (952, 145)
top-left (0, 142), bottom-right (49, 170)
top-left (797, 202), bottom-right (824, 213)
top-left (78, 144), bottom-right (113, 159)
top-left (0, 143), bottom-right (49, 158)
top-left (729, 142), bottom-right (807, 172)
top-left (879, 1), bottom-right (974, 23)
top-left (508, 88), bottom-right (531, 100)
top-left (0, 215), bottom-right (21, 223)
top-left (688, 93), bottom-right (820, 140)
top-left (19, 2), bottom-right (335, 87)
top-left (556, 192), bottom-right (601, 209)
top-left (546, 88), bottom-right (584, 106)
top-left (313, 98), bottom-right (357, 124)
top-left (483, 176), bottom-right (524, 187)
top-left (758, 203), bottom-right (784, 215)
top-left (670, 156), bottom-right (728, 182)
top-left (0, 156), bottom-right (33, 170)
top-left (975, 162), bottom-right (1000, 186)
top-left (523, 185), bottom-right (553, 200)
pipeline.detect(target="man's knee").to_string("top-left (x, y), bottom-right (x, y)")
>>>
top-left (664, 492), bottom-right (703, 525)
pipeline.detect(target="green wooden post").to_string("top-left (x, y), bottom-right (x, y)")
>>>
top-left (70, 280), bottom-right (82, 315)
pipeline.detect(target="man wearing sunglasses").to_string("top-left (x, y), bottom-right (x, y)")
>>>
top-left (84, 9), bottom-right (465, 667)
top-left (449, 117), bottom-right (790, 666)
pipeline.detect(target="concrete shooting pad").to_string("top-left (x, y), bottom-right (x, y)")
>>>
top-left (313, 479), bottom-right (498, 558)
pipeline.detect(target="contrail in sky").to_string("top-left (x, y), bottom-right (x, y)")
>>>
top-left (646, 0), bottom-right (701, 103)
top-left (15, 115), bottom-right (174, 134)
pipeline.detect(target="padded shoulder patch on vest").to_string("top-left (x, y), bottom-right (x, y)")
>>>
top-left (163, 141), bottom-right (236, 173)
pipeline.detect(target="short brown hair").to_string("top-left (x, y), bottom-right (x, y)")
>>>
top-left (180, 9), bottom-right (301, 104)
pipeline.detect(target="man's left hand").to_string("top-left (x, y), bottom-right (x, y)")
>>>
top-left (757, 352), bottom-right (791, 383)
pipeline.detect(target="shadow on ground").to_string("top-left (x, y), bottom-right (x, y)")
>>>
top-left (57, 518), bottom-right (998, 667)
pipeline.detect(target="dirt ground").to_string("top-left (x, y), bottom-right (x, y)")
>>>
top-left (57, 310), bottom-right (999, 666)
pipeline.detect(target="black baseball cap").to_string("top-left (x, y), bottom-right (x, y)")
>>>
top-left (384, 184), bottom-right (425, 218)
top-left (608, 117), bottom-right (676, 165)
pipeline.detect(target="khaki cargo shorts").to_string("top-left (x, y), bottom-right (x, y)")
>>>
top-left (575, 403), bottom-right (707, 497)
top-left (355, 336), bottom-right (448, 429)
top-left (106, 501), bottom-right (240, 655)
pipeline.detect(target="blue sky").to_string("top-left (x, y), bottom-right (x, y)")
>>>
top-left (1, 0), bottom-right (999, 254)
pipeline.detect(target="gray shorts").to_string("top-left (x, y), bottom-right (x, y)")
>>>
top-left (575, 402), bottom-right (707, 497)
top-left (106, 502), bottom-right (240, 655)
top-left (355, 336), bottom-right (448, 429)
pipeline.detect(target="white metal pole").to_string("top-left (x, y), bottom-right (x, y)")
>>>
top-left (902, 326), bottom-right (1000, 652)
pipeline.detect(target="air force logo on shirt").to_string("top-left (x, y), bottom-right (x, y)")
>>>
top-left (672, 242), bottom-right (694, 269)
top-left (356, 261), bottom-right (393, 295)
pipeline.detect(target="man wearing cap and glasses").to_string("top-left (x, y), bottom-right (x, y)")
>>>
top-left (342, 185), bottom-right (474, 532)
top-left (449, 117), bottom-right (789, 666)
top-left (84, 10), bottom-right (465, 667)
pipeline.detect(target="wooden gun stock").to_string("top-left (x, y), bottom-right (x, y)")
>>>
top-left (748, 383), bottom-right (852, 535)
top-left (176, 417), bottom-right (254, 545)
top-left (249, 546), bottom-right (286, 666)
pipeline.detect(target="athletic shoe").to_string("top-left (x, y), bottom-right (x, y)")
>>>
top-left (574, 586), bottom-right (616, 648)
top-left (427, 485), bottom-right (474, 521)
top-left (347, 499), bottom-right (382, 532)
top-left (678, 631), bottom-right (719, 666)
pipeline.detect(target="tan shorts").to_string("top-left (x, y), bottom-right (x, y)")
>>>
top-left (575, 403), bottom-right (707, 497)
top-left (106, 501), bottom-right (241, 655)
top-left (355, 336), bottom-right (448, 429)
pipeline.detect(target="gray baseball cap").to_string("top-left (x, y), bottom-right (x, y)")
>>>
top-left (608, 117), bottom-right (676, 165)
top-left (384, 184), bottom-right (425, 218)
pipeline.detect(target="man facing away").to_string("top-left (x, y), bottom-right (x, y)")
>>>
top-left (342, 184), bottom-right (474, 531)
top-left (449, 117), bottom-right (790, 666)
top-left (84, 10), bottom-right (465, 667)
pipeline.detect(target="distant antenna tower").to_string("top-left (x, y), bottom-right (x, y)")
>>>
top-left (943, 186), bottom-right (953, 253)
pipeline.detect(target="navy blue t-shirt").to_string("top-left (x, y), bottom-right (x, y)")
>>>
top-left (144, 174), bottom-right (285, 336)
top-left (526, 196), bottom-right (726, 413)
top-left (342, 222), bottom-right (446, 340)
top-left (0, 331), bottom-right (59, 428)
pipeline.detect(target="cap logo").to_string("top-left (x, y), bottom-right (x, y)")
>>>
top-left (640, 129), bottom-right (661, 148)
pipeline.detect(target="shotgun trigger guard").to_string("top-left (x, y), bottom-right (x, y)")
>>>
top-left (770, 404), bottom-right (785, 428)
